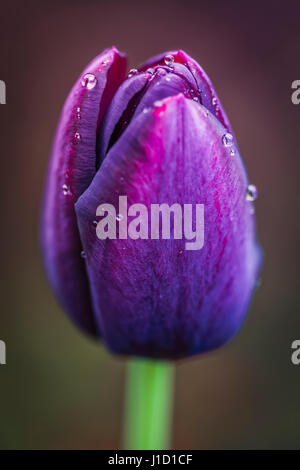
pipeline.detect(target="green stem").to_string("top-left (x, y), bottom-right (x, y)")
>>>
top-left (123, 358), bottom-right (174, 450)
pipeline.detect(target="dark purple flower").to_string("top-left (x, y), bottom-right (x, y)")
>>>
top-left (42, 47), bottom-right (262, 359)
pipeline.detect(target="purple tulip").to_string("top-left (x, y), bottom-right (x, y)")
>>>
top-left (42, 47), bottom-right (262, 359)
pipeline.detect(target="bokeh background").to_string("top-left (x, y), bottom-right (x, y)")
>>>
top-left (0, 0), bottom-right (299, 449)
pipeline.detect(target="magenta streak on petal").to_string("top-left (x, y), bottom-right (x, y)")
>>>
top-left (41, 47), bottom-right (127, 335)
top-left (139, 49), bottom-right (233, 135)
top-left (75, 94), bottom-right (261, 358)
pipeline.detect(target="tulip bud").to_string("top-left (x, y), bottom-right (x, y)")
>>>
top-left (42, 47), bottom-right (262, 359)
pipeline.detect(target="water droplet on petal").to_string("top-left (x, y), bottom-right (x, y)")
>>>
top-left (154, 100), bottom-right (163, 107)
top-left (116, 213), bottom-right (123, 221)
top-left (62, 184), bottom-right (71, 196)
top-left (74, 131), bottom-right (81, 142)
top-left (147, 68), bottom-right (155, 76)
top-left (212, 96), bottom-right (218, 106)
top-left (92, 220), bottom-right (98, 227)
top-left (192, 96), bottom-right (199, 102)
top-left (229, 147), bottom-right (235, 156)
top-left (158, 68), bottom-right (167, 76)
top-left (80, 250), bottom-right (86, 259)
top-left (166, 76), bottom-right (171, 82)
top-left (128, 68), bottom-right (138, 78)
top-left (246, 184), bottom-right (258, 201)
top-left (81, 73), bottom-right (97, 90)
top-left (164, 54), bottom-right (174, 66)
top-left (222, 133), bottom-right (234, 147)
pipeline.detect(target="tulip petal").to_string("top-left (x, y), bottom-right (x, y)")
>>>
top-left (98, 64), bottom-right (201, 162)
top-left (134, 66), bottom-right (199, 114)
top-left (75, 94), bottom-right (261, 357)
top-left (41, 47), bottom-right (127, 335)
top-left (97, 72), bottom-right (149, 164)
top-left (139, 49), bottom-right (233, 133)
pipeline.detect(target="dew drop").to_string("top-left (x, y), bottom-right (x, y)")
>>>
top-left (154, 100), bottom-right (163, 107)
top-left (76, 107), bottom-right (81, 119)
top-left (116, 213), bottom-right (123, 221)
top-left (92, 220), bottom-right (98, 227)
top-left (222, 133), bottom-right (234, 147)
top-left (212, 96), bottom-right (218, 106)
top-left (158, 68), bottom-right (167, 77)
top-left (81, 73), bottom-right (97, 90)
top-left (62, 184), bottom-right (71, 196)
top-left (192, 96), bottom-right (199, 102)
top-left (128, 68), bottom-right (138, 78)
top-left (229, 147), bottom-right (235, 156)
top-left (80, 250), bottom-right (86, 259)
top-left (74, 131), bottom-right (81, 142)
top-left (246, 184), bottom-right (258, 201)
top-left (146, 68), bottom-right (155, 76)
top-left (166, 76), bottom-right (171, 82)
top-left (164, 54), bottom-right (174, 66)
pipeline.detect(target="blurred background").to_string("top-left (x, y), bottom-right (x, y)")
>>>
top-left (0, 0), bottom-right (299, 449)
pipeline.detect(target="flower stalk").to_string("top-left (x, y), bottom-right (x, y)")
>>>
top-left (124, 359), bottom-right (174, 450)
